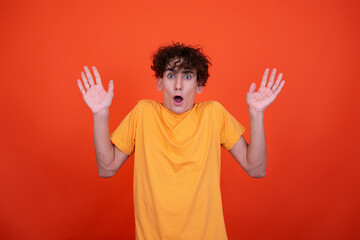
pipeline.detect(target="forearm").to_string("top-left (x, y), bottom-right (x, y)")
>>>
top-left (93, 109), bottom-right (115, 174)
top-left (246, 110), bottom-right (267, 177)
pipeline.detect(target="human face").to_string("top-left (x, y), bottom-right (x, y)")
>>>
top-left (156, 60), bottom-right (203, 114)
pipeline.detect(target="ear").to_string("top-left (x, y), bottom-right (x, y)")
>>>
top-left (196, 85), bottom-right (203, 94)
top-left (156, 78), bottom-right (163, 91)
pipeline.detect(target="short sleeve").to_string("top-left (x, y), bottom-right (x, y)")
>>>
top-left (215, 102), bottom-right (246, 150)
top-left (110, 102), bottom-right (140, 156)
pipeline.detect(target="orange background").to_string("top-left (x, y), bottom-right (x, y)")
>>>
top-left (1, 0), bottom-right (359, 239)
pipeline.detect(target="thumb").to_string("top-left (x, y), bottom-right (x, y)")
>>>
top-left (108, 80), bottom-right (114, 94)
top-left (249, 82), bottom-right (256, 93)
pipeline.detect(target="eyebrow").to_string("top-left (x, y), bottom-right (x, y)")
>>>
top-left (165, 68), bottom-right (195, 75)
top-left (181, 70), bottom-right (195, 75)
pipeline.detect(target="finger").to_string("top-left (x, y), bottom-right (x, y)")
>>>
top-left (108, 80), bottom-right (114, 94)
top-left (248, 82), bottom-right (256, 93)
top-left (273, 80), bottom-right (285, 97)
top-left (92, 66), bottom-right (102, 85)
top-left (267, 68), bottom-right (276, 88)
top-left (272, 73), bottom-right (283, 90)
top-left (260, 68), bottom-right (269, 87)
top-left (77, 79), bottom-right (86, 95)
top-left (81, 71), bottom-right (90, 89)
top-left (84, 66), bottom-right (95, 86)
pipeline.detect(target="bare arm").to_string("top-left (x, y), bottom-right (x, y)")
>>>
top-left (77, 66), bottom-right (128, 178)
top-left (230, 113), bottom-right (266, 178)
top-left (93, 110), bottom-right (129, 177)
top-left (230, 68), bottom-right (285, 178)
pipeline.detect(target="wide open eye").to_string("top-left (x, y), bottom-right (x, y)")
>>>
top-left (168, 73), bottom-right (175, 79)
top-left (184, 75), bottom-right (191, 80)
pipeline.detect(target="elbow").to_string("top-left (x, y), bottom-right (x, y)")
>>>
top-left (96, 156), bottom-right (116, 178)
top-left (247, 169), bottom-right (266, 178)
top-left (249, 172), bottom-right (266, 178)
top-left (98, 173), bottom-right (113, 178)
top-left (98, 171), bottom-right (115, 178)
top-left (246, 158), bottom-right (266, 178)
top-left (97, 167), bottom-right (116, 178)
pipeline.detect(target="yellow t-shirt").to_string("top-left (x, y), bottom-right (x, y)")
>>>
top-left (111, 100), bottom-right (246, 240)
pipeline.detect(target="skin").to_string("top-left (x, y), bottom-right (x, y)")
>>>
top-left (77, 65), bottom-right (285, 178)
top-left (156, 59), bottom-right (203, 114)
top-left (230, 68), bottom-right (285, 177)
top-left (77, 66), bottom-right (128, 177)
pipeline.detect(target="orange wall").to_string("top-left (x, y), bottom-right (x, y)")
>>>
top-left (1, 0), bottom-right (359, 239)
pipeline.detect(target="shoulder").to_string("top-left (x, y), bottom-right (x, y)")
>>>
top-left (197, 100), bottom-right (226, 112)
top-left (132, 99), bottom-right (163, 117)
top-left (135, 99), bottom-right (160, 109)
top-left (137, 99), bottom-right (156, 106)
top-left (194, 101), bottom-right (228, 123)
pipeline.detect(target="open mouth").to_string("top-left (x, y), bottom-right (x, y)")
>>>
top-left (174, 96), bottom-right (183, 102)
top-left (173, 95), bottom-right (183, 105)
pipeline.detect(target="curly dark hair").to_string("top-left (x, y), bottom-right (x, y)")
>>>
top-left (151, 42), bottom-right (212, 86)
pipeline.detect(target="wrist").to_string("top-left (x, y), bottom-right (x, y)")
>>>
top-left (248, 107), bottom-right (264, 118)
top-left (93, 108), bottom-right (109, 118)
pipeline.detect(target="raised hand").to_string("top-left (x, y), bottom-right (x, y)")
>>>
top-left (77, 66), bottom-right (114, 114)
top-left (246, 68), bottom-right (285, 113)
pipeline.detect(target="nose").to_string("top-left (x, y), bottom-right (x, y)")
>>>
top-left (175, 76), bottom-right (182, 90)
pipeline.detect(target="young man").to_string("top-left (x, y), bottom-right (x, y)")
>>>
top-left (77, 43), bottom-right (285, 240)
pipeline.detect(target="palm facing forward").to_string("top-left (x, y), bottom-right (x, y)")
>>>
top-left (247, 68), bottom-right (285, 113)
top-left (77, 66), bottom-right (114, 114)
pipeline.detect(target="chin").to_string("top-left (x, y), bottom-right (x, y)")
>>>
top-left (174, 106), bottom-right (191, 114)
top-left (172, 108), bottom-right (184, 114)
